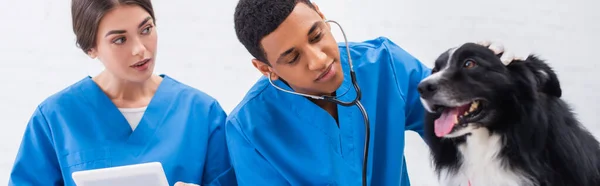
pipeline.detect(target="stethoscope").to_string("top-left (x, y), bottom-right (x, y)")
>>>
top-left (267, 19), bottom-right (370, 186)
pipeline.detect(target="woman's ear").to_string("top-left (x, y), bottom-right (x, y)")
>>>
top-left (87, 48), bottom-right (98, 59)
top-left (252, 59), bottom-right (279, 80)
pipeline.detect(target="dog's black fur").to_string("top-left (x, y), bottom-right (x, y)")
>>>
top-left (418, 43), bottom-right (600, 186)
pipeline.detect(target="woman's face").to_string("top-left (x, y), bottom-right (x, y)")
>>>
top-left (88, 4), bottom-right (157, 83)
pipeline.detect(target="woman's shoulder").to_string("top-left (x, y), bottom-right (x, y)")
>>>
top-left (160, 75), bottom-right (224, 110)
top-left (35, 75), bottom-right (225, 114)
top-left (161, 75), bottom-right (217, 101)
top-left (36, 77), bottom-right (92, 112)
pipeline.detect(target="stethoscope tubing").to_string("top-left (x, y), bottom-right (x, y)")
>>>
top-left (267, 19), bottom-right (371, 186)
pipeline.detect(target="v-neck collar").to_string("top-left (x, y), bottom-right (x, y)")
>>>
top-left (78, 74), bottom-right (175, 156)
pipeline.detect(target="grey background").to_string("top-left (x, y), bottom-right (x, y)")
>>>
top-left (0, 0), bottom-right (597, 185)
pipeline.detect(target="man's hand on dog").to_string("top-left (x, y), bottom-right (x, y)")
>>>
top-left (476, 41), bottom-right (526, 65)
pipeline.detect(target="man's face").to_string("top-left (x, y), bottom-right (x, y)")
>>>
top-left (254, 3), bottom-right (343, 96)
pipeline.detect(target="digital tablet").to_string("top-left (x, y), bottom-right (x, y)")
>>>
top-left (72, 161), bottom-right (170, 186)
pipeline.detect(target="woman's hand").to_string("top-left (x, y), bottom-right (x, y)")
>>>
top-left (174, 181), bottom-right (200, 186)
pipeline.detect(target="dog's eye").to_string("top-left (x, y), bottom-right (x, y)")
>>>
top-left (463, 59), bottom-right (477, 69)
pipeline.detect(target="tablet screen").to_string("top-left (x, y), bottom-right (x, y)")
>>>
top-left (72, 162), bottom-right (170, 186)
top-left (76, 173), bottom-right (167, 186)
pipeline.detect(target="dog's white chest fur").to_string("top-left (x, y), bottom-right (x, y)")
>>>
top-left (438, 127), bottom-right (535, 186)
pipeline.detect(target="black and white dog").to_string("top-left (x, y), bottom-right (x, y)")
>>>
top-left (417, 42), bottom-right (600, 186)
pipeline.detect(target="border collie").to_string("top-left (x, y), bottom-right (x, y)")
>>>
top-left (417, 42), bottom-right (600, 186)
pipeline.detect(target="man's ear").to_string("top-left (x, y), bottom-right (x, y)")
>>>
top-left (87, 48), bottom-right (98, 59)
top-left (312, 2), bottom-right (326, 20)
top-left (252, 59), bottom-right (279, 80)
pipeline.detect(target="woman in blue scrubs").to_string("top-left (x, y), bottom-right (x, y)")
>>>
top-left (8, 1), bottom-right (236, 186)
top-left (228, 0), bottom-right (512, 185)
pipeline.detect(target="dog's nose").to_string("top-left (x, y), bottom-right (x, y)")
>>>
top-left (418, 81), bottom-right (438, 99)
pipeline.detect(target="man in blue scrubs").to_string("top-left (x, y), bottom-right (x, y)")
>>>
top-left (227, 0), bottom-right (510, 185)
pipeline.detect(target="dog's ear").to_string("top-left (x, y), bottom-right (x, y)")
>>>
top-left (535, 63), bottom-right (562, 98)
top-left (509, 55), bottom-right (562, 98)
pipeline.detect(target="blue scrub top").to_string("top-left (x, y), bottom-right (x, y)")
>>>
top-left (225, 36), bottom-right (432, 186)
top-left (9, 75), bottom-right (237, 186)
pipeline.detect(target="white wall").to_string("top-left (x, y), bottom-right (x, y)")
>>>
top-left (0, 0), bottom-right (597, 185)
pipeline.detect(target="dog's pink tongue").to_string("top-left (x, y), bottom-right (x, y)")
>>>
top-left (434, 108), bottom-right (459, 137)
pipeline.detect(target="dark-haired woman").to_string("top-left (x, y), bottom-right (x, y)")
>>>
top-left (8, 1), bottom-right (236, 186)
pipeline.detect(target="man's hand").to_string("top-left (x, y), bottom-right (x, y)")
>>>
top-left (174, 182), bottom-right (199, 186)
top-left (476, 41), bottom-right (526, 65)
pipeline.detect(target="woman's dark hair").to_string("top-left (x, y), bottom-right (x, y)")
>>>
top-left (71, 0), bottom-right (156, 53)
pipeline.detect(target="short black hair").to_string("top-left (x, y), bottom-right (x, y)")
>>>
top-left (234, 0), bottom-right (316, 64)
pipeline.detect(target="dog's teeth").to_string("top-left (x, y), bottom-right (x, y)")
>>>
top-left (470, 101), bottom-right (479, 112)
